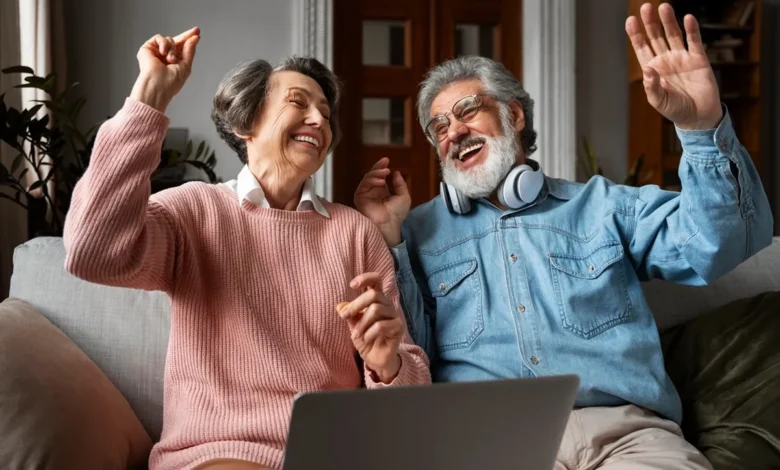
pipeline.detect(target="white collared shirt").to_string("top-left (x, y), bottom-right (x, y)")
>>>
top-left (223, 165), bottom-right (330, 217)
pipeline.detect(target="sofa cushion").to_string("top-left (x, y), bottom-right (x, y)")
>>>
top-left (661, 291), bottom-right (780, 469)
top-left (9, 236), bottom-right (170, 440)
top-left (0, 298), bottom-right (153, 469)
top-left (643, 237), bottom-right (780, 331)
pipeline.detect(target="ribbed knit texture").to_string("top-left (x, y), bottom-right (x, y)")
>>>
top-left (63, 99), bottom-right (431, 470)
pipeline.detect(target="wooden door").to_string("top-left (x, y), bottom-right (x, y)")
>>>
top-left (332, 0), bottom-right (523, 208)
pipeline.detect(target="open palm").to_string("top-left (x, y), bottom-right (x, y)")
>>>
top-left (354, 158), bottom-right (410, 246)
top-left (626, 3), bottom-right (723, 130)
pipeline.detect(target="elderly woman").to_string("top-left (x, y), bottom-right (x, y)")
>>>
top-left (63, 27), bottom-right (430, 470)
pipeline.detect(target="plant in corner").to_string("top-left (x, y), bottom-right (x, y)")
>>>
top-left (0, 66), bottom-right (220, 238)
top-left (579, 135), bottom-right (654, 187)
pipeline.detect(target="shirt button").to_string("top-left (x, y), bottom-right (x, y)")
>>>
top-left (588, 265), bottom-right (595, 272)
top-left (517, 305), bottom-right (526, 313)
top-left (439, 283), bottom-right (446, 292)
top-left (509, 253), bottom-right (517, 262)
top-left (530, 356), bottom-right (540, 365)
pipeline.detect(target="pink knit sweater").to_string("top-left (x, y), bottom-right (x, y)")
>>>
top-left (63, 99), bottom-right (431, 469)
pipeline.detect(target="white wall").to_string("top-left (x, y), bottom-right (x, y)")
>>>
top-left (575, 0), bottom-right (629, 183)
top-left (65, 0), bottom-right (294, 181)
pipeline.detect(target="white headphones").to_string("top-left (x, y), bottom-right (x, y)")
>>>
top-left (440, 161), bottom-right (545, 215)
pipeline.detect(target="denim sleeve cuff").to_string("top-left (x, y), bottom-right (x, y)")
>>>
top-left (674, 104), bottom-right (735, 160)
top-left (390, 240), bottom-right (413, 280)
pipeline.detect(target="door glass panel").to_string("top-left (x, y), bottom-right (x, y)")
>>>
top-left (362, 98), bottom-right (406, 145)
top-left (455, 23), bottom-right (497, 58)
top-left (363, 21), bottom-right (406, 66)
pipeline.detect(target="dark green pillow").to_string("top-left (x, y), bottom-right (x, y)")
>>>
top-left (661, 291), bottom-right (780, 470)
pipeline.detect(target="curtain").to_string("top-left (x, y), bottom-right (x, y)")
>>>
top-left (1, 0), bottom-right (26, 299)
top-left (0, 0), bottom-right (65, 299)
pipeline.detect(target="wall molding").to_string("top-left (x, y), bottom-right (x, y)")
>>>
top-left (522, 0), bottom-right (577, 181)
top-left (292, 0), bottom-right (334, 201)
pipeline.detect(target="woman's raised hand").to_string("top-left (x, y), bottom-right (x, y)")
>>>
top-left (130, 27), bottom-right (200, 112)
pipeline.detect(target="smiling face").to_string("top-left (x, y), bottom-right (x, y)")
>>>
top-left (429, 79), bottom-right (527, 199)
top-left (242, 70), bottom-right (333, 179)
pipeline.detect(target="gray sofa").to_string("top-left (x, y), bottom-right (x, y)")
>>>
top-left (4, 236), bottom-right (780, 466)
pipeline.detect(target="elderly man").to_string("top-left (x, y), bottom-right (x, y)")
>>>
top-left (354, 3), bottom-right (772, 469)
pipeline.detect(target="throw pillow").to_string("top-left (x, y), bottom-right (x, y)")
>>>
top-left (0, 298), bottom-right (152, 469)
top-left (661, 290), bottom-right (780, 470)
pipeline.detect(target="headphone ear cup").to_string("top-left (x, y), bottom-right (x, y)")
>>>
top-left (440, 181), bottom-right (471, 215)
top-left (499, 166), bottom-right (526, 209)
top-left (499, 164), bottom-right (545, 209)
top-left (516, 165), bottom-right (544, 203)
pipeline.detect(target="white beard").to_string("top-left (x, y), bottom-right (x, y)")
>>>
top-left (439, 113), bottom-right (520, 200)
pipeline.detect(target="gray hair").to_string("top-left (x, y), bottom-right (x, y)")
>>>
top-left (211, 56), bottom-right (342, 163)
top-left (417, 55), bottom-right (537, 155)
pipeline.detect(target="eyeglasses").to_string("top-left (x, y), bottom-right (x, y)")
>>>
top-left (425, 94), bottom-right (487, 143)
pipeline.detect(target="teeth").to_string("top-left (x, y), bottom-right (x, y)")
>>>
top-left (458, 142), bottom-right (484, 160)
top-left (293, 135), bottom-right (320, 148)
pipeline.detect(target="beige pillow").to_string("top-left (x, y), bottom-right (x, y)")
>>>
top-left (0, 298), bottom-right (152, 469)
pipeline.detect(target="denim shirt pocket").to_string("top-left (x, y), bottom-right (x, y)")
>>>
top-left (548, 241), bottom-right (632, 339)
top-left (426, 258), bottom-right (484, 351)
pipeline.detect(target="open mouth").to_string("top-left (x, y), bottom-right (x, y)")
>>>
top-left (292, 134), bottom-right (320, 149)
top-left (454, 140), bottom-right (485, 163)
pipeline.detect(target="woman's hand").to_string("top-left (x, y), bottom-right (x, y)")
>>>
top-left (337, 272), bottom-right (404, 383)
top-left (130, 27), bottom-right (201, 113)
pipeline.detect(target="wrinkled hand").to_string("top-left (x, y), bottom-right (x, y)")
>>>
top-left (130, 27), bottom-right (200, 112)
top-left (354, 158), bottom-right (410, 247)
top-left (626, 3), bottom-right (722, 130)
top-left (337, 272), bottom-right (403, 383)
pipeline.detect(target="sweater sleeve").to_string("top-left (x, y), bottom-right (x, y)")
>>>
top-left (63, 98), bottom-right (185, 293)
top-left (361, 222), bottom-right (432, 388)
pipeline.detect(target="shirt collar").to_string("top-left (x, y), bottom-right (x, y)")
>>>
top-left (235, 165), bottom-right (329, 217)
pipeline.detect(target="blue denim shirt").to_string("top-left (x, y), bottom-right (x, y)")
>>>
top-left (391, 109), bottom-right (773, 424)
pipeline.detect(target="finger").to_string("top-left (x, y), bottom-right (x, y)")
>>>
top-left (173, 26), bottom-right (201, 44)
top-left (625, 17), bottom-right (655, 67)
top-left (165, 37), bottom-right (178, 63)
top-left (683, 14), bottom-right (705, 56)
top-left (364, 168), bottom-right (391, 180)
top-left (363, 319), bottom-right (403, 345)
top-left (181, 35), bottom-right (200, 66)
top-left (640, 3), bottom-right (669, 55)
top-left (337, 289), bottom-right (386, 321)
top-left (391, 171), bottom-right (409, 197)
top-left (361, 177), bottom-right (387, 188)
top-left (352, 304), bottom-right (392, 339)
top-left (370, 158), bottom-right (390, 171)
top-left (350, 272), bottom-right (383, 292)
top-left (149, 34), bottom-right (170, 56)
top-left (659, 3), bottom-right (685, 50)
top-left (642, 66), bottom-right (664, 109)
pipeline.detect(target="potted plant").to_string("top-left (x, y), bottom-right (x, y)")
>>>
top-left (579, 135), bottom-right (654, 187)
top-left (0, 66), bottom-right (220, 238)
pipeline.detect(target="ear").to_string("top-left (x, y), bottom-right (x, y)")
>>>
top-left (233, 130), bottom-right (252, 142)
top-left (508, 99), bottom-right (525, 133)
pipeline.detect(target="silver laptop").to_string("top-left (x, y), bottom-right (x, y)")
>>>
top-left (282, 374), bottom-right (579, 470)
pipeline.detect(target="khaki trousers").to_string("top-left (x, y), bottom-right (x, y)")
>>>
top-left (555, 405), bottom-right (713, 470)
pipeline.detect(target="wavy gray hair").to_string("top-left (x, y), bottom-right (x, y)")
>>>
top-left (417, 55), bottom-right (537, 155)
top-left (211, 57), bottom-right (341, 163)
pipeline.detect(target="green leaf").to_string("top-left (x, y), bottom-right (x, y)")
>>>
top-left (0, 163), bottom-right (9, 181)
top-left (29, 180), bottom-right (44, 191)
top-left (184, 140), bottom-right (193, 158)
top-left (22, 104), bottom-right (43, 120)
top-left (195, 140), bottom-right (205, 160)
top-left (18, 168), bottom-right (29, 182)
top-left (2, 65), bottom-right (34, 75)
top-left (11, 153), bottom-right (24, 174)
top-left (24, 75), bottom-right (45, 85)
